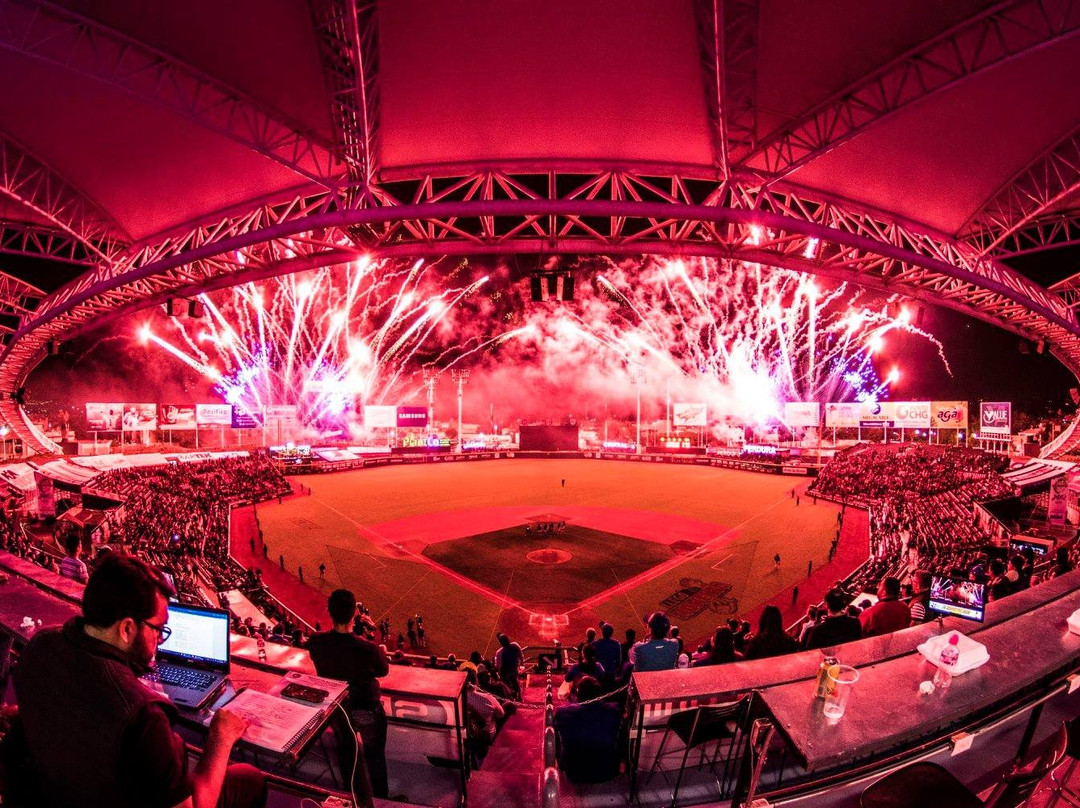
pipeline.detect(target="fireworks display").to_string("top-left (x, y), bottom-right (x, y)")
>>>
top-left (137, 255), bottom-right (949, 436)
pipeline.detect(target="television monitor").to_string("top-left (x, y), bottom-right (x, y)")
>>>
top-left (1009, 537), bottom-right (1052, 557)
top-left (928, 575), bottom-right (986, 623)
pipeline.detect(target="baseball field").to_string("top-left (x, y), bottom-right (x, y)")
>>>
top-left (233, 458), bottom-right (866, 659)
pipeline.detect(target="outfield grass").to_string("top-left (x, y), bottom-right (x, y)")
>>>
top-left (258, 459), bottom-right (847, 656)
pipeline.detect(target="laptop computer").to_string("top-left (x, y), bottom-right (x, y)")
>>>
top-left (147, 603), bottom-right (231, 709)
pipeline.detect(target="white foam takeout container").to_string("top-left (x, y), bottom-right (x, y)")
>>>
top-left (917, 630), bottom-right (990, 676)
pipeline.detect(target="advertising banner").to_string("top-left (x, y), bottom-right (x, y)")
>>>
top-left (1049, 474), bottom-right (1069, 526)
top-left (783, 401), bottom-right (820, 428)
top-left (364, 405), bottom-right (397, 429)
top-left (396, 406), bottom-right (429, 428)
top-left (264, 405), bottom-right (298, 420)
top-left (672, 403), bottom-right (707, 427)
top-left (158, 404), bottom-right (197, 430)
top-left (196, 403), bottom-right (232, 426)
top-left (825, 402), bottom-right (864, 428)
top-left (231, 407), bottom-right (260, 429)
top-left (121, 404), bottom-right (157, 430)
top-left (980, 401), bottom-right (1012, 437)
top-left (85, 403), bottom-right (124, 431)
top-left (890, 401), bottom-right (931, 429)
top-left (931, 401), bottom-right (969, 429)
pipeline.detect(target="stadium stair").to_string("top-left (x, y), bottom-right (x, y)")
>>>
top-left (467, 675), bottom-right (548, 808)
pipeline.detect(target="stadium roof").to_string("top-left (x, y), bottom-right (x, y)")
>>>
top-left (4, 0), bottom-right (1080, 450)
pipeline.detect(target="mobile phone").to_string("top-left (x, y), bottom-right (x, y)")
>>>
top-left (281, 683), bottom-right (328, 704)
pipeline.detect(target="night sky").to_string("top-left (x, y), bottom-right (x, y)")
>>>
top-left (24, 259), bottom-right (1080, 424)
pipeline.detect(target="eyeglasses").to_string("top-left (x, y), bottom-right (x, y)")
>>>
top-left (141, 619), bottom-right (172, 644)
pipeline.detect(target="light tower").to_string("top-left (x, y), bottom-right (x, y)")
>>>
top-left (807, 281), bottom-right (818, 395)
top-left (423, 367), bottom-right (439, 428)
top-left (451, 368), bottom-right (470, 452)
top-left (630, 366), bottom-right (646, 454)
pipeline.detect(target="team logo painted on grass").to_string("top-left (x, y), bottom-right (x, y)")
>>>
top-left (661, 578), bottom-right (739, 619)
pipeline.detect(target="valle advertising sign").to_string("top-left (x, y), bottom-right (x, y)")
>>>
top-left (980, 401), bottom-right (1012, 437)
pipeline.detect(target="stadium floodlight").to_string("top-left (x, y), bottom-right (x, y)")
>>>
top-left (423, 367), bottom-right (439, 428)
top-left (630, 366), bottom-right (646, 454)
top-left (451, 369), bottom-right (470, 452)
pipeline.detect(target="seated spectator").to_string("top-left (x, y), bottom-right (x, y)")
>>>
top-left (591, 623), bottom-right (622, 685)
top-left (988, 558), bottom-right (1011, 601)
top-left (796, 606), bottom-right (821, 647)
top-left (621, 628), bottom-right (637, 663)
top-left (554, 676), bottom-right (622, 783)
top-left (477, 670), bottom-right (517, 721)
top-left (745, 605), bottom-right (799, 659)
top-left (1009, 554), bottom-right (1030, 591)
top-left (467, 650), bottom-right (489, 674)
top-left (630, 612), bottom-right (680, 671)
top-left (4, 553), bottom-right (264, 808)
top-left (907, 570), bottom-right (933, 625)
top-left (565, 644), bottom-right (605, 684)
top-left (692, 627), bottom-right (741, 667)
top-left (465, 671), bottom-right (505, 765)
top-left (1053, 547), bottom-right (1075, 578)
top-left (58, 533), bottom-right (88, 584)
top-left (859, 577), bottom-right (910, 637)
top-left (803, 589), bottom-right (862, 650)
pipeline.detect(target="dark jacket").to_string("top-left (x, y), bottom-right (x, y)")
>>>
top-left (307, 630), bottom-right (390, 712)
top-left (13, 618), bottom-right (182, 808)
top-left (803, 614), bottom-right (862, 650)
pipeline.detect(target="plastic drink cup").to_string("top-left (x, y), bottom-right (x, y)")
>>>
top-left (823, 665), bottom-right (859, 720)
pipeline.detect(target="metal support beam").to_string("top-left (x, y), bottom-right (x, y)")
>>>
top-left (694, 0), bottom-right (759, 174)
top-left (962, 124), bottom-right (1080, 254)
top-left (0, 0), bottom-right (341, 187)
top-left (308, 0), bottom-right (380, 194)
top-left (0, 221), bottom-right (98, 265)
top-left (988, 209), bottom-right (1080, 256)
top-left (4, 166), bottom-right (1080, 453)
top-left (0, 130), bottom-right (127, 260)
top-left (742, 0), bottom-right (1080, 179)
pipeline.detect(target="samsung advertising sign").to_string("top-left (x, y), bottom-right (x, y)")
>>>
top-left (396, 406), bottom-right (429, 428)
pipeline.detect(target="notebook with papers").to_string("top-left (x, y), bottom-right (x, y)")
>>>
top-left (206, 673), bottom-right (348, 754)
top-left (146, 603), bottom-right (231, 709)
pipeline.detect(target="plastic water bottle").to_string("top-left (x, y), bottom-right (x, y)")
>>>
top-left (257, 635), bottom-right (267, 663)
top-left (933, 633), bottom-right (960, 690)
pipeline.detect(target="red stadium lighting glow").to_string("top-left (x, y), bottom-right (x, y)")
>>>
top-left (804, 237), bottom-right (820, 259)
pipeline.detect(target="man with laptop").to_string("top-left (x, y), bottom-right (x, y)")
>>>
top-left (8, 553), bottom-right (266, 808)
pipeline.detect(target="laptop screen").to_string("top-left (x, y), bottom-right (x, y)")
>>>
top-left (158, 604), bottom-right (231, 668)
